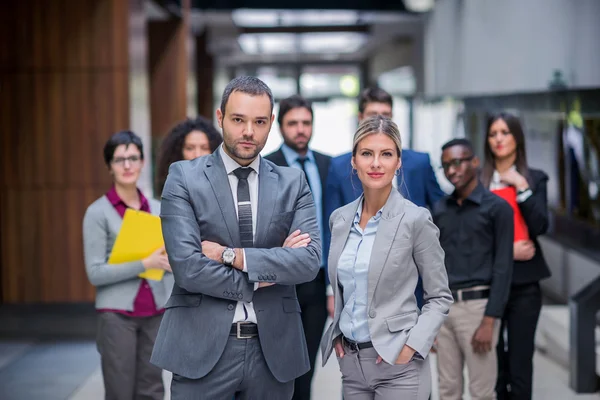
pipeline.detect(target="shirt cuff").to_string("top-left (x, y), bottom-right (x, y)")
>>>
top-left (326, 284), bottom-right (334, 297)
top-left (242, 249), bottom-right (248, 273)
top-left (253, 282), bottom-right (259, 291)
top-left (516, 188), bottom-right (533, 203)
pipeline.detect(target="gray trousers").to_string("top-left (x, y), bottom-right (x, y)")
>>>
top-left (96, 312), bottom-right (164, 400)
top-left (337, 342), bottom-right (431, 400)
top-left (170, 336), bottom-right (294, 400)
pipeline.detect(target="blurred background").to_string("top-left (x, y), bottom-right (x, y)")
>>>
top-left (1, 0), bottom-right (600, 399)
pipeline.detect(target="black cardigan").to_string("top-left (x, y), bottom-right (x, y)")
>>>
top-left (513, 168), bottom-right (552, 285)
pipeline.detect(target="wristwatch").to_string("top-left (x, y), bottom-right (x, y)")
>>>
top-left (222, 247), bottom-right (236, 266)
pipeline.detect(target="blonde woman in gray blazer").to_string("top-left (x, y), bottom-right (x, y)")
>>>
top-left (320, 116), bottom-right (453, 399)
top-left (83, 131), bottom-right (174, 400)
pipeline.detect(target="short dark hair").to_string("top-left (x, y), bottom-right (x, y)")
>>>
top-left (441, 138), bottom-right (474, 154)
top-left (220, 76), bottom-right (274, 117)
top-left (277, 95), bottom-right (313, 126)
top-left (103, 130), bottom-right (144, 166)
top-left (358, 87), bottom-right (393, 113)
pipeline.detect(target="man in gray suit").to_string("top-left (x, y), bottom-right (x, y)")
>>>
top-left (151, 76), bottom-right (322, 399)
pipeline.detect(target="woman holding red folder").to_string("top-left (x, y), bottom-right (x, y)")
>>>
top-left (83, 130), bottom-right (174, 400)
top-left (481, 112), bottom-right (551, 400)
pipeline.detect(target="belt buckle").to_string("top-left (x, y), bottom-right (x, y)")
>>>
top-left (345, 338), bottom-right (359, 352)
top-left (456, 289), bottom-right (463, 302)
top-left (236, 322), bottom-right (253, 339)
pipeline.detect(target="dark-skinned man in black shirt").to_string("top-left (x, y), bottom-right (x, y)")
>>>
top-left (433, 138), bottom-right (513, 400)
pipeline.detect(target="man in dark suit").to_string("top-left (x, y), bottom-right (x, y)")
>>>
top-left (265, 95), bottom-right (331, 400)
top-left (324, 87), bottom-right (445, 315)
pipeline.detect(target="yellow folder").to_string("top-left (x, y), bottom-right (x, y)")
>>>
top-left (108, 209), bottom-right (165, 281)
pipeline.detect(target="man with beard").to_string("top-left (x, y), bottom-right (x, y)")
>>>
top-left (265, 95), bottom-right (331, 400)
top-left (151, 77), bottom-right (321, 399)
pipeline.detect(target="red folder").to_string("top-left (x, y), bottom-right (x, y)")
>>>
top-left (491, 186), bottom-right (529, 242)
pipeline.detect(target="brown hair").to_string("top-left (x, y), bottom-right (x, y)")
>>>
top-left (357, 87), bottom-right (393, 114)
top-left (481, 112), bottom-right (530, 188)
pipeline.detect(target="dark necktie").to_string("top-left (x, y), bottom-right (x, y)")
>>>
top-left (233, 167), bottom-right (254, 248)
top-left (297, 157), bottom-right (312, 192)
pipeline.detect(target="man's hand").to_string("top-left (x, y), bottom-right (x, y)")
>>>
top-left (327, 295), bottom-right (335, 318)
top-left (471, 316), bottom-right (496, 354)
top-left (283, 230), bottom-right (311, 248)
top-left (514, 240), bottom-right (535, 261)
top-left (201, 240), bottom-right (225, 263)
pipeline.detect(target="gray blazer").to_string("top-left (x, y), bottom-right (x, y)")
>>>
top-left (321, 189), bottom-right (453, 365)
top-left (150, 151), bottom-right (321, 382)
top-left (82, 196), bottom-right (174, 311)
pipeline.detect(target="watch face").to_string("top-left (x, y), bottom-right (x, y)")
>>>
top-left (223, 248), bottom-right (235, 264)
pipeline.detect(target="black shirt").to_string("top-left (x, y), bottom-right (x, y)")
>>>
top-left (433, 183), bottom-right (514, 318)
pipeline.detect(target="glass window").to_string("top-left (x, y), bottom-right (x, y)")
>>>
top-left (300, 65), bottom-right (360, 99)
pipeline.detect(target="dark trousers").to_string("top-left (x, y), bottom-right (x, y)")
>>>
top-left (171, 336), bottom-right (293, 400)
top-left (496, 283), bottom-right (542, 400)
top-left (97, 312), bottom-right (164, 400)
top-left (292, 269), bottom-right (328, 400)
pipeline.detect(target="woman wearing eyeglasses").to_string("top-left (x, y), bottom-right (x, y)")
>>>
top-left (482, 112), bottom-right (551, 400)
top-left (83, 130), bottom-right (174, 400)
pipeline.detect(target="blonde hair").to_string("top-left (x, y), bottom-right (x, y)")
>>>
top-left (352, 115), bottom-right (402, 157)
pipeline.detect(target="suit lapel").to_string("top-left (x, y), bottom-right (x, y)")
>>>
top-left (314, 152), bottom-right (330, 191)
top-left (328, 197), bottom-right (362, 289)
top-left (367, 190), bottom-right (406, 307)
top-left (255, 158), bottom-right (279, 247)
top-left (204, 152), bottom-right (241, 247)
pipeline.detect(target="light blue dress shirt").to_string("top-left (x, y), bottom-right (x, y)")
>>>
top-left (338, 200), bottom-right (382, 343)
top-left (280, 144), bottom-right (324, 267)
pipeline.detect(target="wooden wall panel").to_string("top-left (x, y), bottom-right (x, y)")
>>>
top-left (0, 0), bottom-right (130, 303)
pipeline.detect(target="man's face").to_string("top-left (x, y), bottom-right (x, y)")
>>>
top-left (216, 91), bottom-right (273, 164)
top-left (441, 145), bottom-right (479, 191)
top-left (359, 102), bottom-right (393, 122)
top-left (280, 107), bottom-right (313, 153)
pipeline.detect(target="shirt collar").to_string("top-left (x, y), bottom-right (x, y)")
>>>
top-left (354, 197), bottom-right (383, 224)
top-left (450, 181), bottom-right (486, 205)
top-left (219, 145), bottom-right (261, 176)
top-left (106, 185), bottom-right (149, 209)
top-left (280, 143), bottom-right (314, 165)
top-left (492, 165), bottom-right (516, 185)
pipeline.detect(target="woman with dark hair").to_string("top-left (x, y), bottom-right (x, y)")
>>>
top-left (83, 130), bottom-right (174, 399)
top-left (156, 116), bottom-right (223, 194)
top-left (482, 112), bottom-right (551, 400)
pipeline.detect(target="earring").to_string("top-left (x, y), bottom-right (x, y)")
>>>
top-left (395, 169), bottom-right (401, 176)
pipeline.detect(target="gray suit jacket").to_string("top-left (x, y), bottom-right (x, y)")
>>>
top-left (151, 151), bottom-right (321, 382)
top-left (82, 196), bottom-right (174, 310)
top-left (320, 189), bottom-right (453, 366)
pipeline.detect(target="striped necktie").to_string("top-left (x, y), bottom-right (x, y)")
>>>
top-left (233, 167), bottom-right (254, 248)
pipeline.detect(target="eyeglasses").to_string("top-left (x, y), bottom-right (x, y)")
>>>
top-left (111, 155), bottom-right (142, 166)
top-left (440, 157), bottom-right (474, 171)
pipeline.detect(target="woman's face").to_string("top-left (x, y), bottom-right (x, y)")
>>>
top-left (487, 118), bottom-right (517, 160)
top-left (352, 133), bottom-right (401, 191)
top-left (183, 130), bottom-right (211, 160)
top-left (110, 144), bottom-right (143, 186)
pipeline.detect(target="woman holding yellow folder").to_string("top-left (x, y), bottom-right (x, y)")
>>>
top-left (83, 130), bottom-right (174, 400)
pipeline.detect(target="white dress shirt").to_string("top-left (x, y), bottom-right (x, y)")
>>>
top-left (219, 145), bottom-right (260, 324)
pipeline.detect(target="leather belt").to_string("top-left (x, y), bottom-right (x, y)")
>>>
top-left (230, 322), bottom-right (258, 339)
top-left (343, 337), bottom-right (374, 351)
top-left (451, 288), bottom-right (490, 302)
